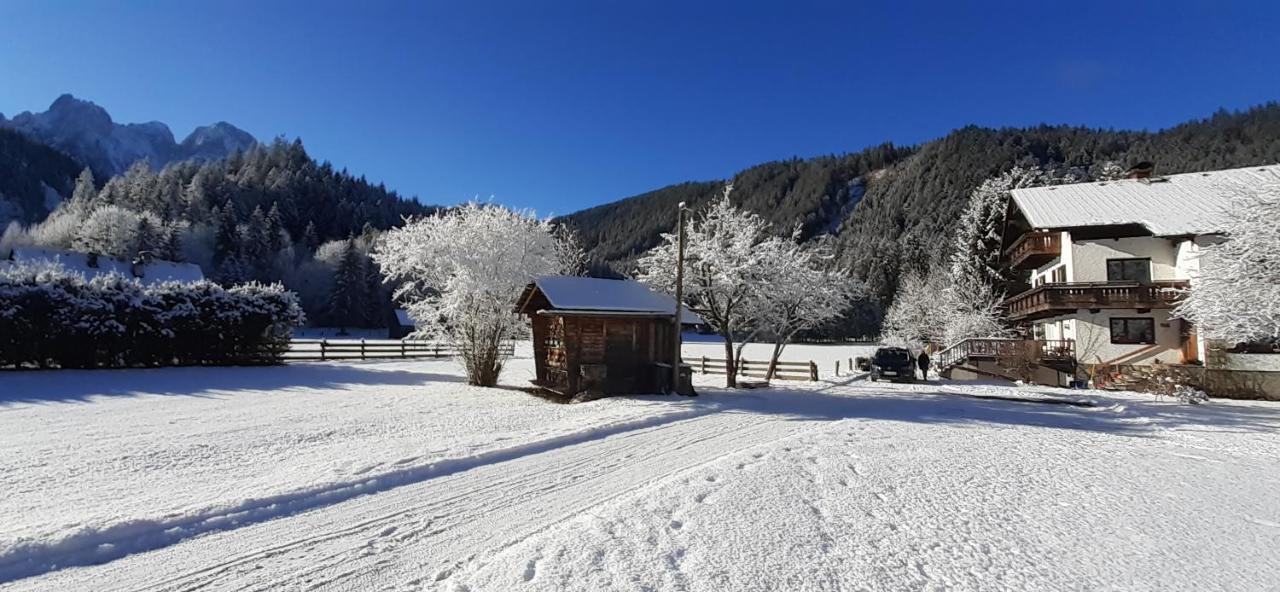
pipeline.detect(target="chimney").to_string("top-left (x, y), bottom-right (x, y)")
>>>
top-left (1127, 161), bottom-right (1155, 179)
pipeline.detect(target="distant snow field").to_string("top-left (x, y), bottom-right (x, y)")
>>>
top-left (2, 342), bottom-right (1278, 591)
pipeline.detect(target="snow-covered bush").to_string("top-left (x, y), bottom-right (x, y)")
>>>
top-left (0, 264), bottom-right (303, 369)
top-left (374, 202), bottom-right (579, 386)
top-left (1172, 385), bottom-right (1210, 405)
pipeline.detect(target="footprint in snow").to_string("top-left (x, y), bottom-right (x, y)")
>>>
top-left (669, 520), bottom-right (684, 530)
top-left (522, 559), bottom-right (538, 582)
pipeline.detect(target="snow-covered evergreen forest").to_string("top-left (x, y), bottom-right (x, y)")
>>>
top-left (564, 104), bottom-right (1280, 336)
top-left (3, 100), bottom-right (1280, 339)
top-left (1, 138), bottom-right (431, 328)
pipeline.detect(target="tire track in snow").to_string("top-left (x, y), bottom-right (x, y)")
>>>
top-left (16, 409), bottom-right (834, 591)
top-left (0, 406), bottom-right (714, 585)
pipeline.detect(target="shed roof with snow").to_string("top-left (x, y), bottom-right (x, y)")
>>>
top-left (1009, 164), bottom-right (1278, 237)
top-left (516, 276), bottom-right (703, 324)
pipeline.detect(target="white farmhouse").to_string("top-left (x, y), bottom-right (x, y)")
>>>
top-left (1000, 164), bottom-right (1278, 389)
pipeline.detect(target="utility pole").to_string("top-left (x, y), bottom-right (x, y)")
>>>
top-left (671, 202), bottom-right (687, 394)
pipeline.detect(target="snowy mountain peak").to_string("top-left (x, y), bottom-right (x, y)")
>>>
top-left (0, 94), bottom-right (257, 179)
top-left (181, 121), bottom-right (256, 158)
top-left (43, 94), bottom-right (117, 136)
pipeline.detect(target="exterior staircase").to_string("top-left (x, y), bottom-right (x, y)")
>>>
top-left (935, 338), bottom-right (1077, 383)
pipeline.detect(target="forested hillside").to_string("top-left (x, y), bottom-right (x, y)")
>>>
top-left (563, 103), bottom-right (1280, 335)
top-left (1, 139), bottom-right (433, 328)
top-left (0, 128), bottom-right (82, 225)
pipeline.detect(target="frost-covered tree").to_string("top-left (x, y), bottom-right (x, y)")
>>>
top-left (938, 166), bottom-right (1086, 346)
top-left (161, 222), bottom-right (185, 261)
top-left (748, 234), bottom-right (861, 378)
top-left (1175, 177), bottom-right (1280, 347)
top-left (636, 185), bottom-right (776, 388)
top-left (70, 168), bottom-right (97, 205)
top-left (880, 268), bottom-right (949, 349)
top-left (74, 204), bottom-right (141, 258)
top-left (948, 166), bottom-right (1081, 290)
top-left (374, 202), bottom-right (579, 386)
top-left (1094, 160), bottom-right (1128, 181)
top-left (938, 274), bottom-right (1008, 346)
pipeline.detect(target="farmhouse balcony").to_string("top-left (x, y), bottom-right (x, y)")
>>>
top-left (1004, 231), bottom-right (1061, 269)
top-left (1004, 280), bottom-right (1189, 321)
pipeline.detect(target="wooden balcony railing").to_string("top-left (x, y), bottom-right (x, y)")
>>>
top-left (1004, 280), bottom-right (1189, 321)
top-left (934, 338), bottom-right (1076, 371)
top-left (1004, 231), bottom-right (1062, 269)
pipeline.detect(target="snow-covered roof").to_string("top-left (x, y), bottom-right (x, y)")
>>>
top-left (1010, 165), bottom-right (1279, 236)
top-left (4, 247), bottom-right (204, 285)
top-left (522, 276), bottom-right (704, 324)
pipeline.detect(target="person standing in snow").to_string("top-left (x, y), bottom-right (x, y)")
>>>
top-left (917, 350), bottom-right (931, 381)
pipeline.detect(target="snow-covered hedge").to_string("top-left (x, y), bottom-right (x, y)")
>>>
top-left (0, 265), bottom-right (304, 368)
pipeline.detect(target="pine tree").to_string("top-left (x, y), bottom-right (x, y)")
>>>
top-left (212, 200), bottom-right (240, 268)
top-left (71, 168), bottom-right (97, 206)
top-left (300, 221), bottom-right (320, 253)
top-left (244, 206), bottom-right (272, 263)
top-left (162, 223), bottom-right (184, 261)
top-left (135, 215), bottom-right (164, 261)
top-left (265, 203), bottom-right (286, 251)
top-left (361, 253), bottom-right (385, 328)
top-left (327, 239), bottom-right (366, 331)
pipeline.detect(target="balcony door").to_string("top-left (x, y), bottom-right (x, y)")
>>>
top-left (1106, 258), bottom-right (1151, 284)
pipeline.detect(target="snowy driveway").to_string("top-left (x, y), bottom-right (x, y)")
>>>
top-left (3, 356), bottom-right (1280, 591)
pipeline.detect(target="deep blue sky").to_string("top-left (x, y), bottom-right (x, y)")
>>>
top-left (2, 1), bottom-right (1278, 214)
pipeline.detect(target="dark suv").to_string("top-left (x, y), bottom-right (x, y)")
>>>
top-left (869, 347), bottom-right (915, 382)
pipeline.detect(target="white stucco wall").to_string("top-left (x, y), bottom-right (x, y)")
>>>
top-left (1064, 310), bottom-right (1184, 366)
top-left (1069, 237), bottom-right (1179, 282)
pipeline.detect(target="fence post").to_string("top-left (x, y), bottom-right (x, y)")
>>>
top-left (401, 340), bottom-right (406, 358)
top-left (835, 360), bottom-right (840, 376)
top-left (360, 339), bottom-right (366, 360)
top-left (434, 343), bottom-right (440, 358)
top-left (809, 361), bottom-right (818, 381)
top-left (701, 356), bottom-right (707, 374)
top-left (320, 340), bottom-right (327, 361)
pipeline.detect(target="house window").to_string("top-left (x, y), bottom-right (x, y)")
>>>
top-left (1107, 258), bottom-right (1151, 283)
top-left (1110, 318), bottom-right (1156, 344)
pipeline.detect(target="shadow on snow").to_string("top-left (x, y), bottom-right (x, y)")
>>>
top-left (685, 378), bottom-right (1280, 436)
top-left (0, 361), bottom-right (461, 407)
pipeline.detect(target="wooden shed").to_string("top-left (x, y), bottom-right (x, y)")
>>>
top-left (515, 276), bottom-right (699, 397)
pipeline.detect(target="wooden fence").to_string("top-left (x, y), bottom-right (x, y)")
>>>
top-left (688, 356), bottom-right (819, 381)
top-left (285, 339), bottom-right (515, 362)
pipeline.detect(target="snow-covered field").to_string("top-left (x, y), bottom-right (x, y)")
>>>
top-left (2, 344), bottom-right (1279, 591)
